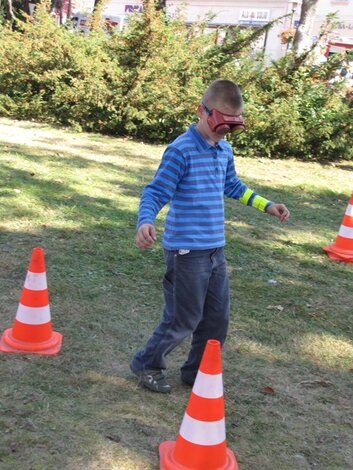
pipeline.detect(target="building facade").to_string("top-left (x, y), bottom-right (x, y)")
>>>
top-left (312, 0), bottom-right (353, 54)
top-left (71, 0), bottom-right (353, 60)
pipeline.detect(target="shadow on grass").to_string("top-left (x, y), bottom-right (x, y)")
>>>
top-left (1, 138), bottom-right (350, 235)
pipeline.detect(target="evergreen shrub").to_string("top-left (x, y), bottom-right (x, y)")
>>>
top-left (0, 0), bottom-right (352, 160)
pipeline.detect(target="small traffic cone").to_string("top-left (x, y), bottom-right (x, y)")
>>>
top-left (323, 193), bottom-right (353, 263)
top-left (0, 247), bottom-right (62, 355)
top-left (159, 339), bottom-right (239, 470)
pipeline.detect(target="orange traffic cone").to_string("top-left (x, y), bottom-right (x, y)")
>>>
top-left (0, 247), bottom-right (62, 355)
top-left (159, 339), bottom-right (239, 470)
top-left (323, 193), bottom-right (353, 263)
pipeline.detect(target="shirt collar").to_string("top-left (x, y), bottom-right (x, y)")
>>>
top-left (187, 124), bottom-right (228, 152)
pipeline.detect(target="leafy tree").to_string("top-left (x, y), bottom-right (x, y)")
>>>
top-left (1, 0), bottom-right (31, 25)
top-left (0, 0), bottom-right (352, 160)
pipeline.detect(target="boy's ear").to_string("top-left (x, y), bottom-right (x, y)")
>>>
top-left (197, 103), bottom-right (203, 118)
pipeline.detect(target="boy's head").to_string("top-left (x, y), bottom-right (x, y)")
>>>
top-left (202, 80), bottom-right (243, 113)
top-left (197, 80), bottom-right (244, 141)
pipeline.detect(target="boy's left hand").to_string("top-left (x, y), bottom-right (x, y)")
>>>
top-left (266, 203), bottom-right (290, 223)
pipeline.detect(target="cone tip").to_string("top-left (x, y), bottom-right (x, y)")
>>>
top-left (207, 339), bottom-right (221, 347)
top-left (29, 247), bottom-right (46, 273)
top-left (199, 339), bottom-right (222, 375)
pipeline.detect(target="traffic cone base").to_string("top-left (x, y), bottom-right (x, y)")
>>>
top-left (323, 244), bottom-right (353, 262)
top-left (159, 441), bottom-right (239, 470)
top-left (323, 195), bottom-right (353, 263)
top-left (0, 327), bottom-right (62, 355)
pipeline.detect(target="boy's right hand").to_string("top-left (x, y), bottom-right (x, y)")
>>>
top-left (136, 223), bottom-right (157, 249)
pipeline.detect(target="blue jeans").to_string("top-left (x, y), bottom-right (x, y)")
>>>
top-left (131, 247), bottom-right (230, 381)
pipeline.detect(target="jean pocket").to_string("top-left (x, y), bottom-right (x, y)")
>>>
top-left (175, 252), bottom-right (211, 273)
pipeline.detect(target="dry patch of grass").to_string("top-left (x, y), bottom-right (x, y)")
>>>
top-left (0, 118), bottom-right (353, 470)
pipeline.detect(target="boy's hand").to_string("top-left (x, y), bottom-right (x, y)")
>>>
top-left (266, 204), bottom-right (290, 223)
top-left (136, 223), bottom-right (157, 249)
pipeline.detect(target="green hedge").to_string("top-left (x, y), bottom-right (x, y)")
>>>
top-left (0, 0), bottom-right (352, 160)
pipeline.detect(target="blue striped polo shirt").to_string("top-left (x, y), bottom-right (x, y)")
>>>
top-left (137, 124), bottom-right (271, 250)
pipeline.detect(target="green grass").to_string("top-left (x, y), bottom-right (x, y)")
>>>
top-left (0, 117), bottom-right (352, 470)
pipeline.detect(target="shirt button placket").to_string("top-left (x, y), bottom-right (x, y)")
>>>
top-left (214, 150), bottom-right (218, 172)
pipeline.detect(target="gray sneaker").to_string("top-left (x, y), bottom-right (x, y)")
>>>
top-left (130, 363), bottom-right (171, 393)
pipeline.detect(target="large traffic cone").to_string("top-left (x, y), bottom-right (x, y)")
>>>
top-left (0, 247), bottom-right (62, 355)
top-left (323, 193), bottom-right (353, 263)
top-left (159, 339), bottom-right (239, 470)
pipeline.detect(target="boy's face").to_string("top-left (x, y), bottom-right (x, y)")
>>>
top-left (197, 101), bottom-right (244, 142)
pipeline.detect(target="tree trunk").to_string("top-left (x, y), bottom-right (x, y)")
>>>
top-left (156, 0), bottom-right (166, 11)
top-left (1, 0), bottom-right (16, 25)
top-left (19, 0), bottom-right (31, 15)
top-left (93, 0), bottom-right (102, 10)
top-left (293, 0), bottom-right (320, 55)
top-left (91, 0), bottom-right (105, 30)
top-left (67, 0), bottom-right (71, 19)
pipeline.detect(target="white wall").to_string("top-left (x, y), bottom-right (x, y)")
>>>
top-left (167, 0), bottom-right (296, 60)
top-left (312, 0), bottom-right (353, 42)
top-left (72, 0), bottom-right (353, 57)
top-left (73, 0), bottom-right (143, 16)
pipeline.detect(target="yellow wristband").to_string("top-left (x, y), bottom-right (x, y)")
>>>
top-left (252, 195), bottom-right (271, 212)
top-left (239, 188), bottom-right (253, 206)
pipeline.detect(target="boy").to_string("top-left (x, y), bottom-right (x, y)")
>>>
top-left (130, 80), bottom-right (290, 393)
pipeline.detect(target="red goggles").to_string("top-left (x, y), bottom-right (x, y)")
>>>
top-left (202, 103), bottom-right (245, 134)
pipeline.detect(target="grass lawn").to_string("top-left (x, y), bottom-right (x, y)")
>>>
top-left (0, 117), bottom-right (352, 470)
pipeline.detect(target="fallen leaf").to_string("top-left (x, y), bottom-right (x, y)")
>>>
top-left (260, 386), bottom-right (275, 395)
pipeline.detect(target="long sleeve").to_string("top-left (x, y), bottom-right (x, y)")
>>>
top-left (224, 154), bottom-right (272, 212)
top-left (137, 146), bottom-right (186, 228)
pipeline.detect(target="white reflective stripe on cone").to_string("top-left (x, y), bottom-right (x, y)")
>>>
top-left (179, 413), bottom-right (225, 446)
top-left (346, 204), bottom-right (353, 217)
top-left (192, 371), bottom-right (223, 399)
top-left (16, 304), bottom-right (51, 325)
top-left (338, 225), bottom-right (353, 239)
top-left (24, 271), bottom-right (47, 291)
